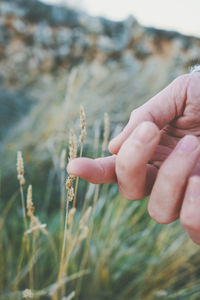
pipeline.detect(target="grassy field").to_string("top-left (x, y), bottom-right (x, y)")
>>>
top-left (1, 64), bottom-right (200, 300)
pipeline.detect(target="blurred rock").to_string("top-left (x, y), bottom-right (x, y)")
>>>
top-left (12, 18), bottom-right (26, 34)
top-left (97, 35), bottom-right (117, 53)
top-left (121, 50), bottom-right (141, 72)
top-left (56, 27), bottom-right (73, 46)
top-left (134, 42), bottom-right (152, 59)
top-left (78, 14), bottom-right (103, 34)
top-left (34, 22), bottom-right (53, 46)
top-left (0, 24), bottom-right (12, 47)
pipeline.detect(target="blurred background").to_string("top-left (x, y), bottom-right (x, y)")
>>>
top-left (1, 0), bottom-right (200, 299)
top-left (44, 0), bottom-right (200, 37)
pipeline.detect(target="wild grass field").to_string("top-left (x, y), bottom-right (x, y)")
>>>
top-left (1, 64), bottom-right (200, 300)
top-left (1, 1), bottom-right (200, 295)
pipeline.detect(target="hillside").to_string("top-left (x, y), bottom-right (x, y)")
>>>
top-left (1, 0), bottom-right (200, 194)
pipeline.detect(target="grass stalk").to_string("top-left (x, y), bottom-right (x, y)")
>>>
top-left (60, 168), bottom-right (66, 242)
top-left (54, 197), bottom-right (70, 300)
top-left (73, 144), bottom-right (83, 209)
top-left (75, 112), bottom-right (109, 299)
top-left (73, 106), bottom-right (86, 209)
top-left (19, 179), bottom-right (34, 292)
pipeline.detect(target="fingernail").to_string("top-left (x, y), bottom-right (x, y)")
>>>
top-left (176, 135), bottom-right (199, 153)
top-left (133, 122), bottom-right (158, 144)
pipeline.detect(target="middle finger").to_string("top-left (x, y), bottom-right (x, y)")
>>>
top-left (148, 135), bottom-right (200, 224)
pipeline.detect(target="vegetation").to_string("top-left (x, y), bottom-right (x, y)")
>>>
top-left (1, 66), bottom-right (200, 300)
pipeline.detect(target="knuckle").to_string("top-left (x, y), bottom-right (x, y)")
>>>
top-left (118, 184), bottom-right (143, 201)
top-left (130, 108), bottom-right (141, 124)
top-left (174, 72), bottom-right (200, 103)
top-left (172, 74), bottom-right (190, 104)
top-left (173, 74), bottom-right (190, 90)
top-left (187, 72), bottom-right (200, 99)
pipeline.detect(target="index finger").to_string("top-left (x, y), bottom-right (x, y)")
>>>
top-left (109, 73), bottom-right (194, 154)
top-left (67, 155), bottom-right (117, 184)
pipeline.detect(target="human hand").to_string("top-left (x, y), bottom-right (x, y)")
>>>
top-left (67, 70), bottom-right (200, 245)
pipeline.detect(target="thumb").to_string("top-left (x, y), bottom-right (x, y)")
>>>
top-left (109, 73), bottom-right (192, 154)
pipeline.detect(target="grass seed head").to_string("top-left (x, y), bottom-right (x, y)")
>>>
top-left (79, 105), bottom-right (87, 144)
top-left (17, 174), bottom-right (25, 185)
top-left (26, 185), bottom-right (48, 235)
top-left (67, 187), bottom-right (74, 202)
top-left (27, 185), bottom-right (34, 217)
top-left (102, 113), bottom-right (110, 154)
top-left (65, 173), bottom-right (76, 202)
top-left (69, 129), bottom-right (77, 161)
top-left (17, 151), bottom-right (25, 185)
top-left (65, 175), bottom-right (75, 190)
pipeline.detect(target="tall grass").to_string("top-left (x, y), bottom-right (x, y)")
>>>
top-left (1, 67), bottom-right (200, 300)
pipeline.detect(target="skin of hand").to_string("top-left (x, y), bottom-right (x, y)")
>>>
top-left (67, 71), bottom-right (200, 245)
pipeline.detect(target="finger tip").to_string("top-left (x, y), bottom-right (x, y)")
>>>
top-left (108, 139), bottom-right (119, 154)
top-left (67, 157), bottom-right (97, 179)
top-left (66, 162), bottom-right (74, 175)
top-left (108, 141), bottom-right (114, 154)
top-left (67, 159), bottom-right (79, 175)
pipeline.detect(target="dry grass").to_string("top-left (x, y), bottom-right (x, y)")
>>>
top-left (1, 65), bottom-right (200, 300)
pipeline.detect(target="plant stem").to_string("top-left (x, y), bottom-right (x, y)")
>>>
top-left (19, 184), bottom-right (34, 292)
top-left (75, 184), bottom-right (100, 299)
top-left (60, 170), bottom-right (65, 243)
top-left (54, 197), bottom-right (69, 300)
top-left (73, 144), bottom-right (83, 209)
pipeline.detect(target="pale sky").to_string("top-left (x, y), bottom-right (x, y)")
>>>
top-left (42, 0), bottom-right (200, 38)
